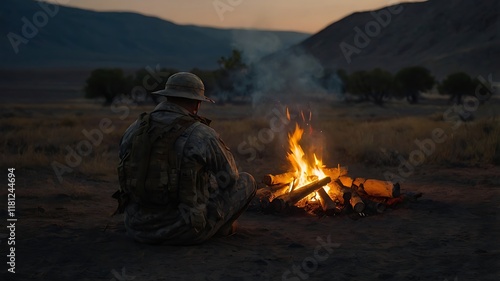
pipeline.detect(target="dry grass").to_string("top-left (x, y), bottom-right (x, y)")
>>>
top-left (318, 116), bottom-right (500, 167)
top-left (1, 99), bottom-right (499, 184)
top-left (0, 102), bottom-right (148, 183)
top-left (205, 100), bottom-right (500, 169)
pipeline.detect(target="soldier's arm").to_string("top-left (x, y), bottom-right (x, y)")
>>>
top-left (186, 125), bottom-right (238, 187)
top-left (118, 120), bottom-right (139, 159)
top-left (205, 130), bottom-right (239, 189)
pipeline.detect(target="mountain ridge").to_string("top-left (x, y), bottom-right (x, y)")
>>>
top-left (292, 0), bottom-right (499, 78)
top-left (1, 0), bottom-right (309, 69)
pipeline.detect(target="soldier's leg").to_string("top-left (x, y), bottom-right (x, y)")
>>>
top-left (211, 172), bottom-right (256, 236)
top-left (217, 172), bottom-right (257, 234)
top-left (232, 172), bottom-right (257, 206)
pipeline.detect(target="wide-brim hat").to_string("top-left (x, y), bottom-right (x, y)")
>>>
top-left (152, 72), bottom-right (215, 103)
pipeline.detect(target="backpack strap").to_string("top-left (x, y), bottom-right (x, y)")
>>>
top-left (155, 116), bottom-right (198, 201)
top-left (113, 112), bottom-right (198, 214)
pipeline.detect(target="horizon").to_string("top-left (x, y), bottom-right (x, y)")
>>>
top-left (43, 0), bottom-right (427, 34)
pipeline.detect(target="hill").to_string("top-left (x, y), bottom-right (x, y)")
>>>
top-left (0, 0), bottom-right (309, 70)
top-left (291, 0), bottom-right (499, 78)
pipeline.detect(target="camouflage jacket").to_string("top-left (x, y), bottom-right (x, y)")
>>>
top-left (119, 101), bottom-right (240, 243)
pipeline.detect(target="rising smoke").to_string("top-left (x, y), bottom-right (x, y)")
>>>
top-left (229, 30), bottom-right (344, 108)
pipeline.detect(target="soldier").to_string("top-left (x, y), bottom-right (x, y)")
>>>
top-left (114, 72), bottom-right (256, 245)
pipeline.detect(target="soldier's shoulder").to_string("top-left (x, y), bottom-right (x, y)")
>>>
top-left (190, 122), bottom-right (218, 138)
top-left (121, 120), bottom-right (139, 141)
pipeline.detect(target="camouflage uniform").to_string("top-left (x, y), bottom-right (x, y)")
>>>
top-left (119, 101), bottom-right (256, 245)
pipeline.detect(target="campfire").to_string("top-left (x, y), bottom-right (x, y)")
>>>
top-left (254, 107), bottom-right (421, 216)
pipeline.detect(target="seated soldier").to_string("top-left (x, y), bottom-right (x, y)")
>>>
top-left (114, 72), bottom-right (256, 245)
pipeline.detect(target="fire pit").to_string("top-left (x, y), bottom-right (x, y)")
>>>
top-left (252, 113), bottom-right (421, 216)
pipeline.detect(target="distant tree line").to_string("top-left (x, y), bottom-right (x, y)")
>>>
top-left (84, 50), bottom-right (494, 106)
top-left (84, 49), bottom-right (249, 105)
top-left (331, 67), bottom-right (494, 105)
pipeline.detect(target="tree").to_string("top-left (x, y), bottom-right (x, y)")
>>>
top-left (367, 68), bottom-right (394, 105)
top-left (346, 70), bottom-right (371, 101)
top-left (395, 66), bottom-right (435, 104)
top-left (346, 68), bottom-right (394, 105)
top-left (84, 68), bottom-right (132, 105)
top-left (218, 49), bottom-right (246, 71)
top-left (216, 49), bottom-right (250, 102)
top-left (438, 72), bottom-right (475, 104)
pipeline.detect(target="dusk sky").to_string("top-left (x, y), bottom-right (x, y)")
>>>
top-left (45, 0), bottom-right (425, 33)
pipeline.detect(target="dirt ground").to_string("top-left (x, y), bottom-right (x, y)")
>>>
top-left (1, 94), bottom-right (499, 280)
top-left (0, 164), bottom-right (498, 281)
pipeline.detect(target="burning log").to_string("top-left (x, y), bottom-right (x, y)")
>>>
top-left (317, 187), bottom-right (337, 215)
top-left (353, 177), bottom-right (366, 187)
top-left (248, 188), bottom-right (273, 211)
top-left (361, 180), bottom-right (400, 198)
top-left (268, 182), bottom-right (291, 192)
top-left (270, 177), bottom-right (331, 212)
top-left (262, 172), bottom-right (296, 186)
top-left (267, 182), bottom-right (291, 198)
top-left (339, 176), bottom-right (354, 188)
top-left (259, 107), bottom-right (420, 217)
top-left (333, 178), bottom-right (349, 190)
top-left (349, 190), bottom-right (365, 213)
top-left (322, 166), bottom-right (348, 180)
top-left (332, 179), bottom-right (363, 212)
top-left (329, 180), bottom-right (349, 204)
top-left (363, 198), bottom-right (386, 213)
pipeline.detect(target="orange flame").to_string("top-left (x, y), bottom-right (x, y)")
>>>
top-left (286, 123), bottom-right (328, 204)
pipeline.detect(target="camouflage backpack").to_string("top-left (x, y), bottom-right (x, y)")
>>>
top-left (113, 111), bottom-right (198, 214)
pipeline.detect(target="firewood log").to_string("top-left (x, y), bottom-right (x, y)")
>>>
top-left (317, 187), bottom-right (337, 215)
top-left (363, 198), bottom-right (386, 213)
top-left (268, 182), bottom-right (292, 198)
top-left (262, 172), bottom-right (296, 186)
top-left (328, 180), bottom-right (347, 204)
top-left (248, 188), bottom-right (273, 211)
top-left (330, 180), bottom-right (352, 204)
top-left (349, 190), bottom-right (365, 213)
top-left (353, 177), bottom-right (367, 187)
top-left (362, 180), bottom-right (400, 198)
top-left (339, 176), bottom-right (353, 188)
top-left (270, 177), bottom-right (331, 212)
top-left (268, 182), bottom-right (291, 191)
